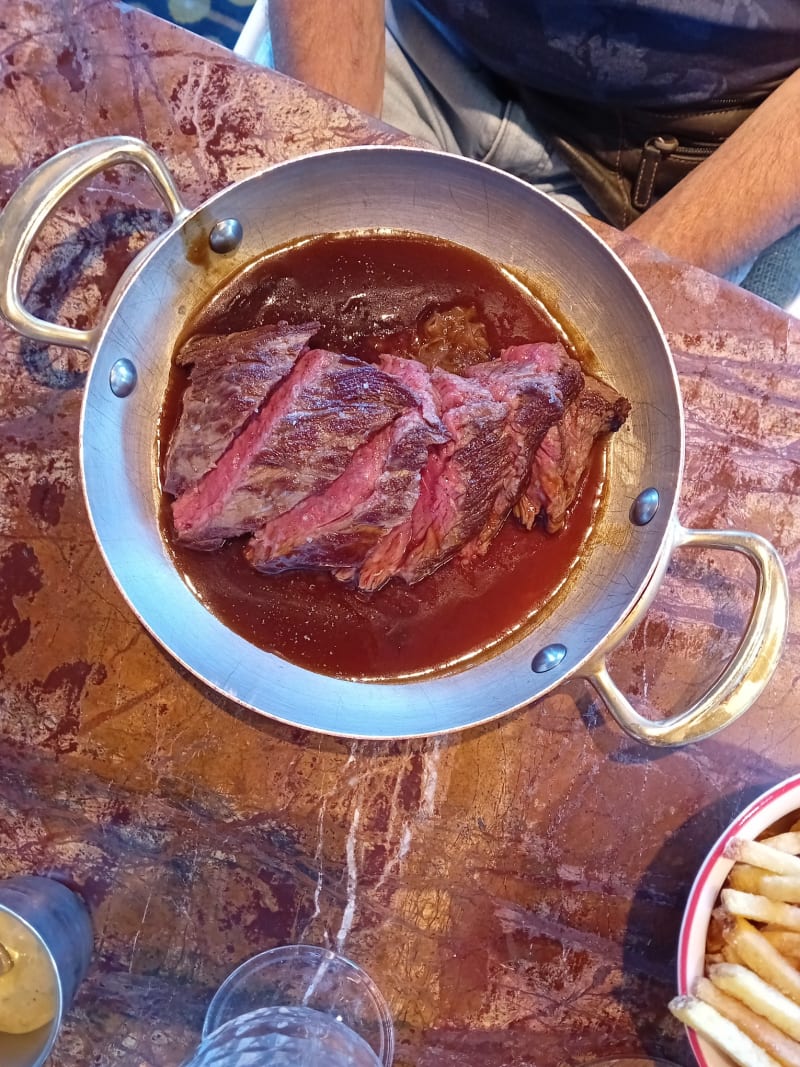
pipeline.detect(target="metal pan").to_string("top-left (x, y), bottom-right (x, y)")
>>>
top-left (0, 137), bottom-right (788, 744)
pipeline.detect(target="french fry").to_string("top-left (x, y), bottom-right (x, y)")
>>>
top-left (762, 932), bottom-right (800, 965)
top-left (716, 906), bottom-right (743, 962)
top-left (725, 917), bottom-right (800, 1006)
top-left (761, 833), bottom-right (800, 856)
top-left (709, 908), bottom-right (733, 953)
top-left (722, 890), bottom-right (800, 932)
top-left (764, 878), bottom-right (800, 905)
top-left (731, 866), bottom-right (778, 895)
top-left (669, 993), bottom-right (783, 1067)
top-left (709, 964), bottom-right (800, 1043)
top-left (729, 867), bottom-right (800, 906)
top-left (696, 977), bottom-right (800, 1067)
top-left (726, 840), bottom-right (800, 878)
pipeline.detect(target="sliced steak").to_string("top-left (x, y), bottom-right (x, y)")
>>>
top-left (516, 375), bottom-right (631, 532)
top-left (501, 341), bottom-right (578, 375)
top-left (360, 369), bottom-right (508, 589)
top-left (376, 353), bottom-right (446, 434)
top-left (246, 408), bottom-right (447, 576)
top-left (339, 354), bottom-right (452, 589)
top-left (171, 349), bottom-right (416, 547)
top-left (163, 321), bottom-right (319, 496)
top-left (460, 341), bottom-right (585, 559)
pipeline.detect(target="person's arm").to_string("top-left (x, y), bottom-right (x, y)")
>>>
top-left (627, 68), bottom-right (800, 277)
top-left (269, 0), bottom-right (385, 116)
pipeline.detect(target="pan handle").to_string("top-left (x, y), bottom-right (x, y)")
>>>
top-left (580, 526), bottom-right (789, 747)
top-left (0, 136), bottom-right (189, 353)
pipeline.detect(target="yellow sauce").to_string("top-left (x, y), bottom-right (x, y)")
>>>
top-left (0, 913), bottom-right (58, 1033)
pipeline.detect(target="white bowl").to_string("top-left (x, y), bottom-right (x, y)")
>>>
top-left (677, 773), bottom-right (800, 1067)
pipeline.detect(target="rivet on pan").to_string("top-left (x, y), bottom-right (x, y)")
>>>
top-left (109, 358), bottom-right (137, 398)
top-left (532, 643), bottom-right (567, 674)
top-left (630, 487), bottom-right (660, 526)
top-left (209, 218), bottom-right (243, 255)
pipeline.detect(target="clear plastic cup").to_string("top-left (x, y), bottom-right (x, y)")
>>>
top-left (183, 945), bottom-right (394, 1067)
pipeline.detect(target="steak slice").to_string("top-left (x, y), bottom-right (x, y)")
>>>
top-left (360, 369), bottom-right (508, 589)
top-left (375, 353), bottom-right (446, 434)
top-left (171, 349), bottom-right (415, 547)
top-left (163, 321), bottom-right (319, 496)
top-left (347, 354), bottom-right (450, 589)
top-left (246, 407), bottom-right (447, 576)
top-left (515, 375), bottom-right (631, 533)
top-left (460, 342), bottom-right (584, 559)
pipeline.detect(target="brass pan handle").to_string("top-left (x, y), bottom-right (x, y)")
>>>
top-left (0, 136), bottom-right (188, 352)
top-left (581, 526), bottom-right (789, 747)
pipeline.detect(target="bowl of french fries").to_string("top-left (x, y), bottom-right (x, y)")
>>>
top-left (673, 774), bottom-right (800, 1067)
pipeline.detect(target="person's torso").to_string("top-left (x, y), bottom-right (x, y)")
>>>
top-left (414, 0), bottom-right (800, 105)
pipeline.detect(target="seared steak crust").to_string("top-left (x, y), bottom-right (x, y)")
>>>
top-left (389, 371), bottom-right (508, 586)
top-left (515, 375), bottom-right (631, 532)
top-left (461, 343), bottom-right (584, 559)
top-left (163, 321), bottom-right (319, 496)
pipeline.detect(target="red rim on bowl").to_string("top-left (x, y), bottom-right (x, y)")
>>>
top-left (677, 773), bottom-right (800, 1067)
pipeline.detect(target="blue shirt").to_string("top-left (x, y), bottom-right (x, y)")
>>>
top-left (416, 0), bottom-right (800, 106)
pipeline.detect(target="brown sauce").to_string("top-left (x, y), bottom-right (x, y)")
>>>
top-left (159, 231), bottom-right (604, 681)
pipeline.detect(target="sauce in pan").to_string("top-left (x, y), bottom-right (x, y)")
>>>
top-left (159, 231), bottom-right (605, 680)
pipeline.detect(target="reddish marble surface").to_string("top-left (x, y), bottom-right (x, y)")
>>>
top-left (0, 2), bottom-right (799, 1065)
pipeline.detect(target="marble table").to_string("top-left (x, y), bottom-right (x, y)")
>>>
top-left (0, 2), bottom-right (798, 1064)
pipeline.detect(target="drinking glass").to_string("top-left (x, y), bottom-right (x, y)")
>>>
top-left (182, 944), bottom-right (394, 1067)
